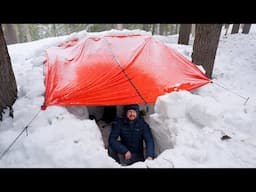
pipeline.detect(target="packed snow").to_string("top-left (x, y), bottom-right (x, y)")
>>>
top-left (0, 26), bottom-right (256, 168)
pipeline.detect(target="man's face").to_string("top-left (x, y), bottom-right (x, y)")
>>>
top-left (127, 109), bottom-right (137, 121)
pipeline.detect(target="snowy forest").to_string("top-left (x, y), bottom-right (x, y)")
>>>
top-left (2, 24), bottom-right (181, 45)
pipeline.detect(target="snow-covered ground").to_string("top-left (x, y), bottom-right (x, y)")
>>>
top-left (0, 25), bottom-right (256, 168)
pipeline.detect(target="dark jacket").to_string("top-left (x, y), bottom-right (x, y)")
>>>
top-left (108, 104), bottom-right (155, 158)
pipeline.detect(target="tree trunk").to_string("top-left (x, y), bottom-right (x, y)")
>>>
top-left (0, 25), bottom-right (18, 120)
top-left (116, 24), bottom-right (123, 30)
top-left (192, 24), bottom-right (222, 79)
top-left (122, 24), bottom-right (127, 29)
top-left (231, 24), bottom-right (240, 34)
top-left (178, 24), bottom-right (191, 45)
top-left (225, 24), bottom-right (229, 36)
top-left (156, 24), bottom-right (160, 35)
top-left (175, 24), bottom-right (179, 34)
top-left (85, 24), bottom-right (94, 32)
top-left (142, 24), bottom-right (149, 31)
top-left (12, 24), bottom-right (21, 43)
top-left (152, 24), bottom-right (156, 35)
top-left (191, 24), bottom-right (196, 38)
top-left (242, 24), bottom-right (251, 34)
top-left (16, 24), bottom-right (27, 43)
top-left (3, 24), bottom-right (17, 45)
top-left (159, 24), bottom-right (164, 35)
top-left (52, 24), bottom-right (57, 36)
top-left (24, 24), bottom-right (32, 42)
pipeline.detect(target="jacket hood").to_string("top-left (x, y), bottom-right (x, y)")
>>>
top-left (124, 104), bottom-right (140, 114)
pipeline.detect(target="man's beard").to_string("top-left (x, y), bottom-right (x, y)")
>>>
top-left (128, 115), bottom-right (136, 120)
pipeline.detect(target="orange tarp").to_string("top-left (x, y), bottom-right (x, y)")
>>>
top-left (42, 34), bottom-right (211, 109)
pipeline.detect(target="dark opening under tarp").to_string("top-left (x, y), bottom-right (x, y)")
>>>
top-left (42, 34), bottom-right (211, 110)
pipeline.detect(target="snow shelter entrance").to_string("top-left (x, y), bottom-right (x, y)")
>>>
top-left (65, 104), bottom-right (154, 149)
top-left (88, 105), bottom-right (118, 149)
top-left (65, 105), bottom-right (122, 149)
top-left (95, 104), bottom-right (154, 149)
top-left (100, 106), bottom-right (117, 123)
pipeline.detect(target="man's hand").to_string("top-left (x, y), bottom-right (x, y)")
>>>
top-left (146, 156), bottom-right (153, 160)
top-left (124, 151), bottom-right (132, 160)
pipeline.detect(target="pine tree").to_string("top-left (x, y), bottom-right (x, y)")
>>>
top-left (0, 25), bottom-right (17, 120)
top-left (192, 24), bottom-right (222, 78)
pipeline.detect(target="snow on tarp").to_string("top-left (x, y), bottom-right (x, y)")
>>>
top-left (42, 34), bottom-right (211, 109)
